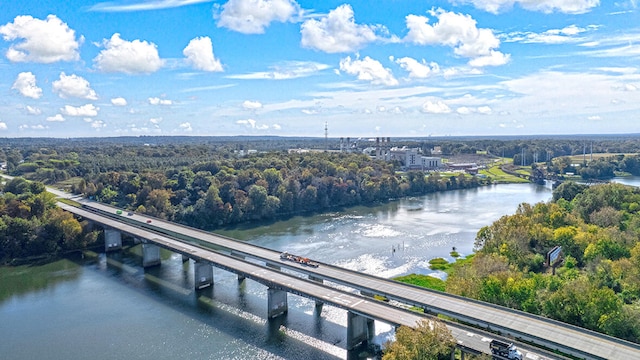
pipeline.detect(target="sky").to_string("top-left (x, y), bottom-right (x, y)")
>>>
top-left (0, 0), bottom-right (639, 138)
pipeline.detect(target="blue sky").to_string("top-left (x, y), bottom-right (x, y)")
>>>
top-left (0, 0), bottom-right (639, 138)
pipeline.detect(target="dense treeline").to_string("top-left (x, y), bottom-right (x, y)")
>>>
top-left (447, 182), bottom-right (640, 342)
top-left (71, 151), bottom-right (485, 228)
top-left (0, 178), bottom-right (98, 262)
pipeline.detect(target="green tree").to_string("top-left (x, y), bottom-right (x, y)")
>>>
top-left (383, 319), bottom-right (455, 360)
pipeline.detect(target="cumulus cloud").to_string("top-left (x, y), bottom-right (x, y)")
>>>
top-left (422, 100), bottom-right (451, 113)
top-left (61, 104), bottom-right (99, 117)
top-left (26, 105), bottom-right (41, 115)
top-left (404, 9), bottom-right (509, 67)
top-left (12, 72), bottom-right (42, 99)
top-left (90, 120), bottom-right (106, 129)
top-left (52, 73), bottom-right (98, 100)
top-left (148, 97), bottom-right (173, 105)
top-left (215, 0), bottom-right (302, 34)
top-left (183, 36), bottom-right (223, 72)
top-left (394, 56), bottom-right (440, 78)
top-left (0, 15), bottom-right (81, 63)
top-left (339, 56), bottom-right (398, 86)
top-left (179, 122), bottom-right (193, 131)
top-left (237, 118), bottom-right (257, 128)
top-left (243, 100), bottom-right (263, 109)
top-left (47, 114), bottom-right (65, 122)
top-left (450, 0), bottom-right (599, 14)
top-left (301, 4), bottom-right (379, 53)
top-left (93, 33), bottom-right (163, 74)
top-left (149, 117), bottom-right (162, 124)
top-left (111, 97), bottom-right (127, 106)
top-left (0, 122), bottom-right (7, 130)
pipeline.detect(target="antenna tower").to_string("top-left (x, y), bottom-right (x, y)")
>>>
top-left (324, 122), bottom-right (328, 152)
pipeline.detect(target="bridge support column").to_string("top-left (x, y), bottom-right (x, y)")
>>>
top-left (309, 275), bottom-right (324, 308)
top-left (142, 243), bottom-right (161, 268)
top-left (181, 255), bottom-right (189, 262)
top-left (346, 312), bottom-right (374, 350)
top-left (267, 288), bottom-right (288, 318)
top-left (104, 228), bottom-right (122, 252)
top-left (231, 252), bottom-right (246, 282)
top-left (194, 261), bottom-right (213, 289)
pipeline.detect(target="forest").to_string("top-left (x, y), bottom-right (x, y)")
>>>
top-left (445, 181), bottom-right (640, 343)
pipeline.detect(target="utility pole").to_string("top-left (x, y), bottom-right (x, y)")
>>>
top-left (324, 122), bottom-right (328, 152)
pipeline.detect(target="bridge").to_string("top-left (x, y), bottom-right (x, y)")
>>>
top-left (59, 197), bottom-right (640, 360)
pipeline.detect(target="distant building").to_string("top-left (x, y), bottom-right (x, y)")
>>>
top-left (388, 147), bottom-right (441, 170)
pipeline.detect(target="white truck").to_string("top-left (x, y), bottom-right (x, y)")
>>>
top-left (490, 339), bottom-right (523, 360)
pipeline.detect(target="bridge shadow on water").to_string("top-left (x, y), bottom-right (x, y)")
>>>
top-left (77, 245), bottom-right (378, 360)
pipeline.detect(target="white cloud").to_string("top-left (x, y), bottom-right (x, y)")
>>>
top-left (89, 0), bottom-right (212, 12)
top-left (61, 104), bottom-right (99, 117)
top-left (506, 25), bottom-right (588, 44)
top-left (148, 97), bottom-right (173, 105)
top-left (301, 109), bottom-right (318, 115)
top-left (404, 9), bottom-right (509, 67)
top-left (0, 122), bottom-right (7, 130)
top-left (111, 97), bottom-right (128, 106)
top-left (237, 118), bottom-right (257, 128)
top-left (0, 15), bottom-right (81, 63)
top-left (451, 0), bottom-right (600, 14)
top-left (52, 72), bottom-right (98, 100)
top-left (26, 105), bottom-right (41, 115)
top-left (457, 106), bottom-right (472, 114)
top-left (12, 72), bottom-right (42, 99)
top-left (301, 4), bottom-right (379, 53)
top-left (243, 100), bottom-right (263, 109)
top-left (227, 61), bottom-right (329, 80)
top-left (588, 115), bottom-right (602, 120)
top-left (149, 117), bottom-right (162, 124)
top-left (94, 33), bottom-right (163, 74)
top-left (215, 0), bottom-right (302, 34)
top-left (477, 105), bottom-right (492, 114)
top-left (272, 123), bottom-right (281, 130)
top-left (47, 114), bottom-right (66, 122)
top-left (422, 100), bottom-right (451, 113)
top-left (90, 120), bottom-right (106, 128)
top-left (183, 36), bottom-right (223, 72)
top-left (179, 122), bottom-right (193, 131)
top-left (339, 56), bottom-right (398, 86)
top-left (394, 57), bottom-right (440, 78)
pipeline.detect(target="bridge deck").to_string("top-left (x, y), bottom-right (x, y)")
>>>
top-left (70, 200), bottom-right (640, 360)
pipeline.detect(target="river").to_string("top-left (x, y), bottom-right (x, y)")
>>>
top-left (0, 183), bottom-right (556, 360)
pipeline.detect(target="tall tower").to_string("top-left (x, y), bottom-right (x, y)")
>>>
top-left (324, 122), bottom-right (328, 152)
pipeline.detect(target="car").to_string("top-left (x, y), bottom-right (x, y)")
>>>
top-left (146, 220), bottom-right (152, 223)
top-left (128, 212), bottom-right (134, 216)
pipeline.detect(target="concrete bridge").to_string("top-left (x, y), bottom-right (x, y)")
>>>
top-left (60, 200), bottom-right (640, 360)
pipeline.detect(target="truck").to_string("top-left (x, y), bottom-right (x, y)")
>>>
top-left (490, 340), bottom-right (523, 360)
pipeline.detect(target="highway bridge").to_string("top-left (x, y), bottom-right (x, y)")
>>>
top-left (61, 198), bottom-right (640, 360)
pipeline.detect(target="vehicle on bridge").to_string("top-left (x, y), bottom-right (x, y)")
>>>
top-left (490, 339), bottom-right (522, 360)
top-left (280, 252), bottom-right (319, 267)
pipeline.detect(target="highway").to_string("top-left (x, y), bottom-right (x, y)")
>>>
top-left (58, 202), bottom-right (501, 356)
top-left (75, 199), bottom-right (640, 360)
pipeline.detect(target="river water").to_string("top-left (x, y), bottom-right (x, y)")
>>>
top-left (0, 183), bottom-right (557, 360)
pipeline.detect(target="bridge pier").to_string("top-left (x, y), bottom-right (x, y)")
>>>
top-left (346, 312), bottom-right (374, 350)
top-left (231, 251), bottom-right (246, 282)
top-left (142, 243), bottom-right (161, 268)
top-left (309, 275), bottom-right (324, 308)
top-left (104, 228), bottom-right (122, 252)
top-left (181, 254), bottom-right (189, 262)
top-left (194, 261), bottom-right (213, 289)
top-left (267, 288), bottom-right (288, 318)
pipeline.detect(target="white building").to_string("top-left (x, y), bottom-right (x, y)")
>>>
top-left (387, 147), bottom-right (441, 170)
